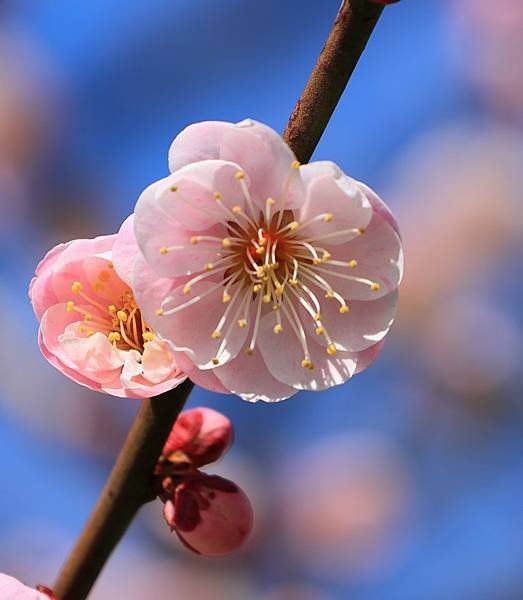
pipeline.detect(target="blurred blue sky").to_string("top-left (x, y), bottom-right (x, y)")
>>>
top-left (1, 1), bottom-right (522, 598)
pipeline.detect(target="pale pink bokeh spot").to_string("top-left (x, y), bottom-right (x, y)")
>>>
top-left (29, 226), bottom-right (186, 399)
top-left (132, 119), bottom-right (403, 402)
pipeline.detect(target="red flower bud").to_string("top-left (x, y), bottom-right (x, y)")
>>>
top-left (163, 473), bottom-right (253, 556)
top-left (162, 407), bottom-right (232, 468)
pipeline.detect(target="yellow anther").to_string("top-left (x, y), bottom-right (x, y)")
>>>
top-left (259, 236), bottom-right (267, 246)
top-left (371, 282), bottom-right (381, 292)
top-left (170, 185), bottom-right (178, 192)
top-left (237, 319), bottom-right (247, 328)
top-left (272, 303), bottom-right (279, 311)
top-left (358, 227), bottom-right (366, 235)
top-left (79, 325), bottom-right (87, 333)
top-left (255, 246), bottom-right (265, 256)
top-left (213, 191), bottom-right (222, 200)
top-left (107, 262), bottom-right (114, 269)
top-left (66, 300), bottom-right (75, 312)
top-left (183, 285), bottom-right (191, 295)
top-left (301, 358), bottom-right (314, 370)
top-left (222, 292), bottom-right (232, 303)
top-left (322, 251), bottom-right (332, 261)
top-left (291, 160), bottom-right (301, 169)
top-left (273, 324), bottom-right (283, 334)
top-left (232, 205), bottom-right (242, 215)
top-left (155, 308), bottom-right (164, 316)
top-left (98, 270), bottom-right (110, 282)
top-left (108, 305), bottom-right (116, 313)
top-left (212, 357), bottom-right (220, 365)
top-left (87, 330), bottom-right (95, 337)
top-left (325, 290), bottom-right (334, 299)
top-left (256, 266), bottom-right (266, 278)
top-left (245, 348), bottom-right (254, 356)
top-left (323, 212), bottom-right (333, 222)
top-left (143, 332), bottom-right (154, 342)
top-left (275, 285), bottom-right (284, 296)
top-left (159, 246), bottom-right (169, 255)
top-left (190, 236), bottom-right (199, 245)
top-left (289, 279), bottom-right (298, 286)
top-left (289, 221), bottom-right (299, 231)
top-left (262, 294), bottom-right (272, 304)
top-left (327, 343), bottom-right (337, 356)
top-left (84, 313), bottom-right (93, 322)
top-left (222, 238), bottom-right (231, 249)
top-left (253, 284), bottom-right (262, 293)
top-left (348, 259), bottom-right (358, 269)
top-left (314, 312), bottom-right (322, 321)
top-left (266, 197), bottom-right (275, 206)
top-left (71, 281), bottom-right (83, 294)
top-left (117, 310), bottom-right (128, 322)
top-left (235, 171), bottom-right (245, 180)
top-left (108, 332), bottom-right (121, 342)
top-left (339, 305), bottom-right (349, 314)
top-left (313, 258), bottom-right (322, 265)
top-left (92, 281), bottom-right (104, 292)
top-left (204, 262), bottom-right (214, 271)
top-left (211, 330), bottom-right (221, 339)
top-left (315, 325), bottom-right (325, 335)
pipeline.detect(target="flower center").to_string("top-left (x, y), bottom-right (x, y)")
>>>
top-left (65, 267), bottom-right (154, 352)
top-left (157, 163), bottom-right (381, 369)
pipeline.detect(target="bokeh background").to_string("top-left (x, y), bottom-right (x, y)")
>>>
top-left (1, 0), bottom-right (522, 598)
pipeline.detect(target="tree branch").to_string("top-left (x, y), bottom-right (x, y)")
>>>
top-left (51, 1), bottom-right (395, 597)
top-left (53, 380), bottom-right (194, 600)
top-left (283, 0), bottom-right (386, 163)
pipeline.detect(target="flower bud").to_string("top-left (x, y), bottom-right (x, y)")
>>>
top-left (162, 407), bottom-right (232, 468)
top-left (163, 473), bottom-right (253, 556)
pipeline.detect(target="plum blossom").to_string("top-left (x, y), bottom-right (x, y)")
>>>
top-left (29, 230), bottom-right (186, 398)
top-left (0, 574), bottom-right (53, 599)
top-left (156, 407), bottom-right (252, 556)
top-left (133, 119), bottom-right (403, 402)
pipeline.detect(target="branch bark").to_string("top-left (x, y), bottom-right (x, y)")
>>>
top-left (51, 1), bottom-right (393, 597)
top-left (283, 0), bottom-right (385, 163)
top-left (53, 380), bottom-right (194, 600)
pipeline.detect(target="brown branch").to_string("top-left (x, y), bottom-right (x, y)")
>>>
top-left (50, 1), bottom-right (396, 597)
top-left (283, 0), bottom-right (387, 163)
top-left (52, 380), bottom-right (194, 600)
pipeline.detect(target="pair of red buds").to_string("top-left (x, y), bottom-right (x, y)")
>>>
top-left (154, 407), bottom-right (253, 556)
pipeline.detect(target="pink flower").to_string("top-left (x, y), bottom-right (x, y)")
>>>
top-left (162, 407), bottom-right (232, 468)
top-left (132, 119), bottom-right (403, 402)
top-left (162, 473), bottom-right (252, 556)
top-left (29, 226), bottom-right (186, 399)
top-left (0, 574), bottom-right (53, 599)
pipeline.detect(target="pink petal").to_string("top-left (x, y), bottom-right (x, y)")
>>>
top-left (306, 291), bottom-right (398, 353)
top-left (354, 340), bottom-right (385, 375)
top-left (154, 160), bottom-right (247, 231)
top-left (141, 337), bottom-right (181, 384)
top-left (356, 179), bottom-right (401, 236)
top-left (297, 161), bottom-right (372, 243)
top-left (168, 119), bottom-right (305, 210)
top-left (133, 179), bottom-right (225, 278)
top-left (111, 214), bottom-right (139, 287)
top-left (318, 208), bottom-right (403, 301)
top-left (168, 474), bottom-right (253, 556)
top-left (257, 310), bottom-right (358, 391)
top-left (163, 407), bottom-right (232, 467)
top-left (185, 366), bottom-right (231, 394)
top-left (0, 573), bottom-right (52, 599)
top-left (214, 347), bottom-right (298, 402)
